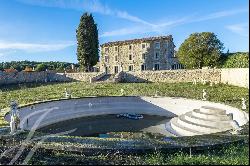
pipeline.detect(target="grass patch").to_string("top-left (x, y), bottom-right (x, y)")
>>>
top-left (0, 82), bottom-right (249, 165)
top-left (0, 82), bottom-right (248, 110)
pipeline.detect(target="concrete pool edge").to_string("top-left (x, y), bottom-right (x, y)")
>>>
top-left (4, 96), bottom-right (249, 135)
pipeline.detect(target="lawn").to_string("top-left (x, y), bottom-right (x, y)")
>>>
top-left (0, 82), bottom-right (249, 165)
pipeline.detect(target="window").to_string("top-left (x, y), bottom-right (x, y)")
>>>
top-left (154, 42), bottom-right (160, 49)
top-left (115, 56), bottom-right (118, 61)
top-left (155, 51), bottom-right (159, 60)
top-left (172, 64), bottom-right (183, 70)
top-left (172, 51), bottom-right (176, 58)
top-left (141, 64), bottom-right (146, 71)
top-left (163, 42), bottom-right (168, 48)
top-left (129, 54), bottom-right (133, 60)
top-left (114, 66), bottom-right (119, 73)
top-left (129, 45), bottom-right (132, 50)
top-left (154, 64), bottom-right (160, 70)
top-left (129, 65), bottom-right (134, 71)
top-left (142, 43), bottom-right (146, 49)
top-left (104, 56), bottom-right (109, 63)
top-left (142, 53), bottom-right (146, 60)
top-left (105, 47), bottom-right (109, 53)
top-left (172, 64), bottom-right (175, 70)
top-left (115, 46), bottom-right (118, 51)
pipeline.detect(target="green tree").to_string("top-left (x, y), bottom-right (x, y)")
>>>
top-left (11, 63), bottom-right (23, 72)
top-left (177, 32), bottom-right (224, 69)
top-left (222, 52), bottom-right (249, 68)
top-left (0, 64), bottom-right (3, 71)
top-left (35, 63), bottom-right (47, 72)
top-left (76, 12), bottom-right (99, 72)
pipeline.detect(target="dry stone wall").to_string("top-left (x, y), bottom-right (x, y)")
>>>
top-left (0, 71), bottom-right (103, 86)
top-left (122, 69), bottom-right (221, 83)
top-left (0, 71), bottom-right (71, 85)
top-left (0, 69), bottom-right (248, 88)
top-left (65, 72), bottom-right (104, 82)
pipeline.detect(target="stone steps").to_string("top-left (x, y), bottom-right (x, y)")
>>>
top-left (169, 106), bottom-right (235, 136)
top-left (192, 109), bottom-right (232, 121)
top-left (170, 118), bottom-right (205, 136)
top-left (96, 74), bottom-right (116, 83)
top-left (199, 106), bottom-right (226, 114)
top-left (184, 111), bottom-right (232, 129)
top-left (164, 122), bottom-right (181, 137)
top-left (177, 114), bottom-right (221, 133)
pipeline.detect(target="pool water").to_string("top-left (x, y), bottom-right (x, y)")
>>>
top-left (38, 114), bottom-right (171, 137)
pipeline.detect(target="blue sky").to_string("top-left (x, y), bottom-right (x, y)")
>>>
top-left (0, 0), bottom-right (249, 63)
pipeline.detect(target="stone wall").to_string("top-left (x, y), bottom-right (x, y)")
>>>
top-left (221, 68), bottom-right (249, 88)
top-left (65, 72), bottom-right (104, 82)
top-left (0, 69), bottom-right (248, 88)
top-left (0, 71), bottom-right (71, 85)
top-left (0, 71), bottom-right (103, 86)
top-left (122, 69), bottom-right (222, 83)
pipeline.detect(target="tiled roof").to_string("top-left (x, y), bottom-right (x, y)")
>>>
top-left (100, 35), bottom-right (173, 47)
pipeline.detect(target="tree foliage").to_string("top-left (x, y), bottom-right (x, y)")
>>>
top-left (177, 32), bottom-right (224, 69)
top-left (0, 61), bottom-right (79, 72)
top-left (222, 52), bottom-right (249, 68)
top-left (35, 63), bottom-right (47, 72)
top-left (76, 12), bottom-right (99, 72)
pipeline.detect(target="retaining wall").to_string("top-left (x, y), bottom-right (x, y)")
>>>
top-left (0, 68), bottom-right (248, 88)
top-left (121, 68), bottom-right (249, 88)
top-left (122, 69), bottom-right (221, 83)
top-left (0, 71), bottom-right (71, 85)
top-left (221, 68), bottom-right (249, 88)
top-left (0, 71), bottom-right (103, 86)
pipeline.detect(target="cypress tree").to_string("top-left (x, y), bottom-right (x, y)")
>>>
top-left (76, 13), bottom-right (99, 72)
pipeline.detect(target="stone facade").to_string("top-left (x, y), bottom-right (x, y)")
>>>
top-left (99, 35), bottom-right (182, 74)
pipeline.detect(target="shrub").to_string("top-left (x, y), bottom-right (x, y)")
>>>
top-left (222, 52), bottom-right (249, 68)
top-left (35, 63), bottom-right (47, 72)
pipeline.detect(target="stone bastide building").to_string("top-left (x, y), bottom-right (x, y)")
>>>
top-left (98, 35), bottom-right (183, 74)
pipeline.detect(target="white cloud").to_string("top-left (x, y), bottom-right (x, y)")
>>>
top-left (100, 8), bottom-right (248, 38)
top-left (100, 16), bottom-right (191, 37)
top-left (17, 0), bottom-right (152, 26)
top-left (18, 0), bottom-right (248, 38)
top-left (100, 27), bottom-right (141, 37)
top-left (115, 10), bottom-right (154, 27)
top-left (100, 27), bottom-right (155, 38)
top-left (226, 23), bottom-right (249, 37)
top-left (0, 41), bottom-right (75, 52)
top-left (191, 8), bottom-right (248, 22)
